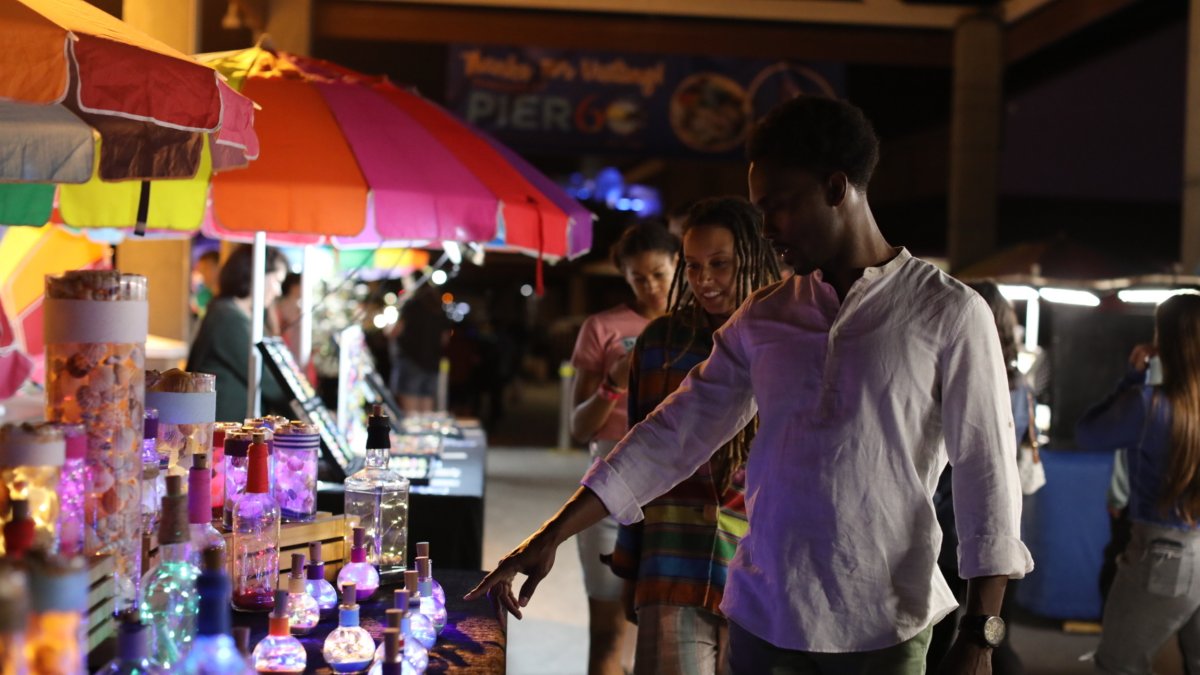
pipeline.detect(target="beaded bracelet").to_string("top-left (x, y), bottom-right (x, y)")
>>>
top-left (596, 381), bottom-right (626, 401)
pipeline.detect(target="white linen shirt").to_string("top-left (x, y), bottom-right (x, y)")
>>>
top-left (582, 248), bottom-right (1034, 653)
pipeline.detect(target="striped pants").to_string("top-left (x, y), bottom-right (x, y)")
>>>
top-left (634, 604), bottom-right (729, 675)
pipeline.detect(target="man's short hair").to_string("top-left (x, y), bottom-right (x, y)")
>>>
top-left (746, 96), bottom-right (880, 189)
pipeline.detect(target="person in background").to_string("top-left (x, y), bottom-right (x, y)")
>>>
top-left (569, 220), bottom-right (680, 675)
top-left (187, 244), bottom-right (292, 421)
top-left (190, 249), bottom-right (221, 318)
top-left (611, 196), bottom-right (781, 675)
top-left (468, 96), bottom-right (1031, 675)
top-left (275, 272), bottom-right (303, 364)
top-left (1077, 293), bottom-right (1200, 674)
top-left (391, 283), bottom-right (450, 414)
top-left (927, 280), bottom-right (1027, 674)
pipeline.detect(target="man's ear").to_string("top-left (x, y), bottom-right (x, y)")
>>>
top-left (826, 172), bottom-right (849, 207)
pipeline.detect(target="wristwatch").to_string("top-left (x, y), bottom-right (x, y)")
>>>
top-left (958, 615), bottom-right (1006, 648)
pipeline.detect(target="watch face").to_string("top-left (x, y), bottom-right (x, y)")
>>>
top-left (982, 616), bottom-right (1006, 646)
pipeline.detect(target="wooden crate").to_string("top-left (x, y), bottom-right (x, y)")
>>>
top-left (86, 555), bottom-right (116, 653)
top-left (221, 511), bottom-right (347, 584)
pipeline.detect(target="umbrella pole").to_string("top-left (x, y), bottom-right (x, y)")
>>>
top-left (299, 245), bottom-right (315, 370)
top-left (248, 232), bottom-right (266, 419)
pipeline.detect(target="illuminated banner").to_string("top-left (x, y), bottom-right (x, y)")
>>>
top-left (446, 45), bottom-right (844, 156)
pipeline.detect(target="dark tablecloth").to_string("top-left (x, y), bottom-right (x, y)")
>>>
top-left (234, 568), bottom-right (506, 673)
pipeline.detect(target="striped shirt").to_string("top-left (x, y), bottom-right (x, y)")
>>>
top-left (609, 311), bottom-right (749, 615)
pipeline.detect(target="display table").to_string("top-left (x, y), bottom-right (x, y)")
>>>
top-left (319, 428), bottom-right (487, 570)
top-left (233, 568), bottom-right (505, 673)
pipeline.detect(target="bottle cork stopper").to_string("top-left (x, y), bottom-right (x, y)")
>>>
top-left (252, 430), bottom-right (266, 444)
top-left (416, 541), bottom-right (430, 558)
top-left (416, 556), bottom-right (430, 577)
top-left (291, 553), bottom-right (306, 577)
top-left (159, 474), bottom-right (190, 544)
top-left (372, 404), bottom-right (384, 417)
top-left (352, 526), bottom-right (365, 549)
top-left (202, 546), bottom-right (225, 573)
top-left (383, 629), bottom-right (400, 662)
top-left (405, 570), bottom-right (419, 596)
top-left (193, 452), bottom-right (209, 470)
top-left (233, 626), bottom-right (251, 656)
top-left (9, 500), bottom-right (28, 521)
top-left (308, 541), bottom-right (323, 563)
top-left (386, 608), bottom-right (402, 629)
top-left (341, 583), bottom-right (357, 606)
top-left (393, 588), bottom-right (409, 609)
top-left (166, 474), bottom-right (183, 496)
top-left (272, 589), bottom-right (290, 617)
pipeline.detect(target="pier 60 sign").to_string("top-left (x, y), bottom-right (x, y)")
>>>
top-left (446, 45), bottom-right (842, 156)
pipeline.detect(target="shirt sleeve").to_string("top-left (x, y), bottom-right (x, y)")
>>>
top-left (571, 315), bottom-right (607, 375)
top-left (583, 305), bottom-right (757, 525)
top-left (940, 295), bottom-right (1035, 579)
top-left (1075, 372), bottom-right (1150, 452)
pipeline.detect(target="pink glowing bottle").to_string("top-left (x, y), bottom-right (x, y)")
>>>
top-left (337, 526), bottom-right (380, 601)
top-left (231, 432), bottom-right (279, 612)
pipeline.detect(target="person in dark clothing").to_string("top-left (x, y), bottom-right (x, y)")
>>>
top-left (187, 245), bottom-right (292, 422)
top-left (391, 284), bottom-right (450, 413)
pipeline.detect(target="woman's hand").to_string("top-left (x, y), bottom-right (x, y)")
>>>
top-left (606, 352), bottom-right (634, 391)
top-left (1129, 343), bottom-right (1158, 373)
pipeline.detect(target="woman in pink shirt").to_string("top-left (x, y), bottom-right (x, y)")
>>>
top-left (570, 220), bottom-right (679, 675)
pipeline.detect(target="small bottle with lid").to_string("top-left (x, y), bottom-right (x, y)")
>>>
top-left (273, 421), bottom-right (319, 523)
top-left (232, 432), bottom-right (279, 612)
top-left (399, 580), bottom-right (437, 650)
top-left (210, 423), bottom-right (237, 519)
top-left (337, 526), bottom-right (380, 601)
top-left (284, 553), bottom-right (319, 634)
top-left (0, 422), bottom-right (64, 555)
top-left (141, 409), bottom-right (163, 539)
top-left (101, 613), bottom-right (166, 674)
top-left (373, 606), bottom-right (427, 674)
top-left (305, 541), bottom-right (339, 614)
top-left (415, 557), bottom-right (446, 635)
top-left (0, 561), bottom-right (28, 675)
top-left (25, 555), bottom-right (89, 675)
top-left (369, 629), bottom-right (415, 675)
top-left (178, 548), bottom-right (252, 675)
top-left (222, 429), bottom-right (251, 531)
top-left (4, 500), bottom-right (34, 559)
top-left (322, 584), bottom-right (376, 673)
top-left (56, 424), bottom-right (87, 556)
top-left (140, 474), bottom-right (200, 668)
top-left (251, 590), bottom-right (307, 674)
top-left (414, 542), bottom-right (446, 606)
top-left (188, 452), bottom-right (225, 569)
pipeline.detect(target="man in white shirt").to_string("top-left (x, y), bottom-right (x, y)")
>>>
top-left (467, 96), bottom-right (1033, 675)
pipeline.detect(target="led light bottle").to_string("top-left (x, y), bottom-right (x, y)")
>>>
top-left (25, 555), bottom-right (89, 675)
top-left (56, 424), bottom-right (87, 557)
top-left (305, 541), bottom-right (338, 614)
top-left (322, 584), bottom-right (376, 673)
top-left (0, 422), bottom-right (63, 555)
top-left (232, 432), bottom-right (279, 612)
top-left (369, 629), bottom-right (415, 675)
top-left (415, 558), bottom-right (446, 635)
top-left (373, 607), bottom-right (427, 674)
top-left (140, 475), bottom-right (199, 667)
top-left (400, 577), bottom-right (437, 650)
top-left (188, 452), bottom-right (225, 568)
top-left (178, 548), bottom-right (251, 675)
top-left (140, 410), bottom-right (163, 540)
top-left (413, 542), bottom-right (445, 607)
top-left (0, 561), bottom-right (27, 675)
top-left (101, 614), bottom-right (165, 674)
top-left (343, 405), bottom-right (409, 583)
top-left (337, 526), bottom-right (380, 601)
top-left (251, 590), bottom-right (307, 674)
top-left (284, 553), bottom-right (319, 634)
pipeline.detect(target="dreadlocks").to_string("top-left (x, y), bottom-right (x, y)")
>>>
top-left (661, 196), bottom-right (782, 492)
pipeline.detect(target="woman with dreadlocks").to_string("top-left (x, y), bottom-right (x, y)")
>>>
top-left (608, 196), bottom-right (782, 675)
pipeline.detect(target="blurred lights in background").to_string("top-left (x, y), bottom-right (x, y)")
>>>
top-left (564, 168), bottom-right (661, 217)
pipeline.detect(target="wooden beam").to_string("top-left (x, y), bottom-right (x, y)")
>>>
top-left (314, 1), bottom-right (952, 66)
top-left (1005, 0), bottom-right (1141, 64)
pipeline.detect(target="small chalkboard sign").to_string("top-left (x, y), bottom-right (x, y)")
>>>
top-left (257, 337), bottom-right (357, 478)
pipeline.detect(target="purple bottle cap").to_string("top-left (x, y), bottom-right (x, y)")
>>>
top-left (350, 527), bottom-right (366, 563)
